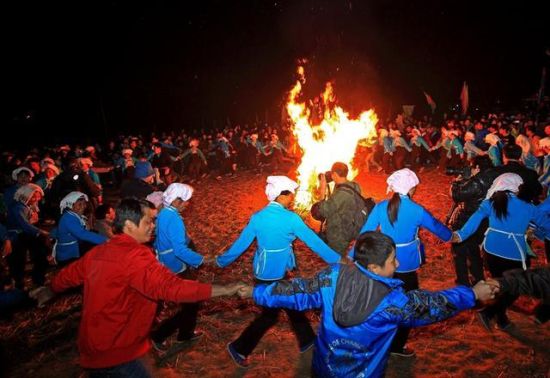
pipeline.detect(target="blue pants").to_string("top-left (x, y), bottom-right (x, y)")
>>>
top-left (87, 358), bottom-right (151, 378)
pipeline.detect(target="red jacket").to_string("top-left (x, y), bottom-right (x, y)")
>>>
top-left (51, 234), bottom-right (212, 368)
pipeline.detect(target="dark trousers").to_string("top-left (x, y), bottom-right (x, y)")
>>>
top-left (483, 253), bottom-right (525, 323)
top-left (451, 228), bottom-right (485, 286)
top-left (7, 233), bottom-right (48, 289)
top-left (382, 153), bottom-right (392, 173)
top-left (394, 147), bottom-right (407, 170)
top-left (410, 146), bottom-right (421, 170)
top-left (87, 358), bottom-right (151, 378)
top-left (151, 269), bottom-right (200, 343)
top-left (232, 305), bottom-right (315, 356)
top-left (390, 271), bottom-right (419, 352)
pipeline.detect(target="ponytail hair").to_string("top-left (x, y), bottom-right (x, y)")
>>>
top-left (387, 192), bottom-right (401, 225)
top-left (490, 191), bottom-right (509, 220)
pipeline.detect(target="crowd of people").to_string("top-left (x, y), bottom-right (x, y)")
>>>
top-left (1, 110), bottom-right (550, 377)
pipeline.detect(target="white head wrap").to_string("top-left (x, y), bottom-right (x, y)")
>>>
top-left (60, 191), bottom-right (89, 213)
top-left (146, 191), bottom-right (164, 209)
top-left (79, 157), bottom-right (93, 167)
top-left (410, 128), bottom-right (421, 136)
top-left (265, 176), bottom-right (298, 201)
top-left (484, 133), bottom-right (501, 146)
top-left (386, 168), bottom-right (419, 195)
top-left (40, 157), bottom-right (55, 168)
top-left (485, 173), bottom-right (523, 199)
top-left (12, 167), bottom-right (34, 181)
top-left (14, 184), bottom-right (44, 204)
top-left (42, 163), bottom-right (60, 175)
top-left (390, 129), bottom-right (401, 138)
top-left (540, 137), bottom-right (550, 149)
top-left (464, 131), bottom-right (475, 142)
top-left (189, 139), bottom-right (199, 148)
top-left (515, 134), bottom-right (532, 154)
top-left (378, 129), bottom-right (388, 138)
top-left (163, 183), bottom-right (194, 207)
top-left (122, 148), bottom-right (133, 156)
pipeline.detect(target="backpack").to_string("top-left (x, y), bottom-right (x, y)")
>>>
top-left (337, 183), bottom-right (376, 238)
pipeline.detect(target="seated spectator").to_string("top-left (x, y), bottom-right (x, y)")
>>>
top-left (52, 192), bottom-right (107, 267)
top-left (120, 161), bottom-right (157, 199)
top-left (94, 203), bottom-right (116, 239)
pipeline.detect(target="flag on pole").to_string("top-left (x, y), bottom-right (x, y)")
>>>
top-left (423, 91), bottom-right (437, 113)
top-left (537, 67), bottom-right (546, 108)
top-left (460, 82), bottom-right (469, 115)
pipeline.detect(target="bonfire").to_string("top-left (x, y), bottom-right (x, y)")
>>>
top-left (286, 64), bottom-right (378, 210)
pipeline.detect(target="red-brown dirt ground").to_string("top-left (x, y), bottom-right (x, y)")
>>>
top-left (1, 169), bottom-right (549, 377)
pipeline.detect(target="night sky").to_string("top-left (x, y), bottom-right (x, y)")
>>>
top-left (4, 1), bottom-right (549, 143)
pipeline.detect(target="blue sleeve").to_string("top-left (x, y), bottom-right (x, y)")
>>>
top-left (420, 208), bottom-right (452, 241)
top-left (169, 219), bottom-right (204, 268)
top-left (292, 215), bottom-right (341, 264)
top-left (360, 203), bottom-right (380, 234)
top-left (253, 269), bottom-right (329, 310)
top-left (66, 218), bottom-right (107, 244)
top-left (216, 218), bottom-right (256, 267)
top-left (456, 200), bottom-right (491, 242)
top-left (419, 138), bottom-right (431, 151)
top-left (388, 286), bottom-right (475, 328)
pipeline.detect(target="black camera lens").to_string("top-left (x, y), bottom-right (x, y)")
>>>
top-left (325, 171), bottom-right (333, 183)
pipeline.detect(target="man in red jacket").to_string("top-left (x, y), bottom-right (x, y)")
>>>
top-left (48, 198), bottom-right (244, 377)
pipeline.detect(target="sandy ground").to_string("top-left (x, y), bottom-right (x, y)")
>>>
top-left (1, 168), bottom-right (549, 378)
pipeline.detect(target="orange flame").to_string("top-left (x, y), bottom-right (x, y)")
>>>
top-left (287, 65), bottom-right (378, 209)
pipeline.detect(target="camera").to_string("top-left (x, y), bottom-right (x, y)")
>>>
top-left (319, 171), bottom-right (333, 183)
top-left (445, 166), bottom-right (471, 179)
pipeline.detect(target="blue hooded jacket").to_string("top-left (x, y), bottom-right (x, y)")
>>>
top-left (254, 263), bottom-right (475, 377)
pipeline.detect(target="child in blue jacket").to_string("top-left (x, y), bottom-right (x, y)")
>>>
top-left (239, 231), bottom-right (494, 377)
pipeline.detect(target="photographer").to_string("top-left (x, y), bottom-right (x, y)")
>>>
top-left (313, 162), bottom-right (366, 256)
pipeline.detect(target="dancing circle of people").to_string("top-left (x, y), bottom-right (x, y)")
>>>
top-left (1, 113), bottom-right (550, 377)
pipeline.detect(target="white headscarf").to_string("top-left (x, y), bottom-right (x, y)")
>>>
top-left (515, 134), bottom-right (532, 154)
top-left (485, 133), bottom-right (501, 146)
top-left (389, 129), bottom-right (401, 138)
top-left (146, 191), bottom-right (164, 209)
top-left (42, 163), bottom-right (60, 176)
top-left (12, 167), bottom-right (34, 181)
top-left (122, 148), bottom-right (133, 156)
top-left (485, 173), bottom-right (523, 199)
top-left (464, 131), bottom-right (475, 142)
top-left (60, 191), bottom-right (89, 214)
top-left (265, 176), bottom-right (298, 201)
top-left (540, 137), bottom-right (550, 149)
top-left (386, 168), bottom-right (419, 195)
top-left (14, 184), bottom-right (44, 205)
top-left (163, 183), bottom-right (193, 207)
top-left (378, 129), bottom-right (388, 138)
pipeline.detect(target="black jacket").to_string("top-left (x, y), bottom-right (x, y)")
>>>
top-left (498, 266), bottom-right (550, 301)
top-left (449, 161), bottom-right (542, 230)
